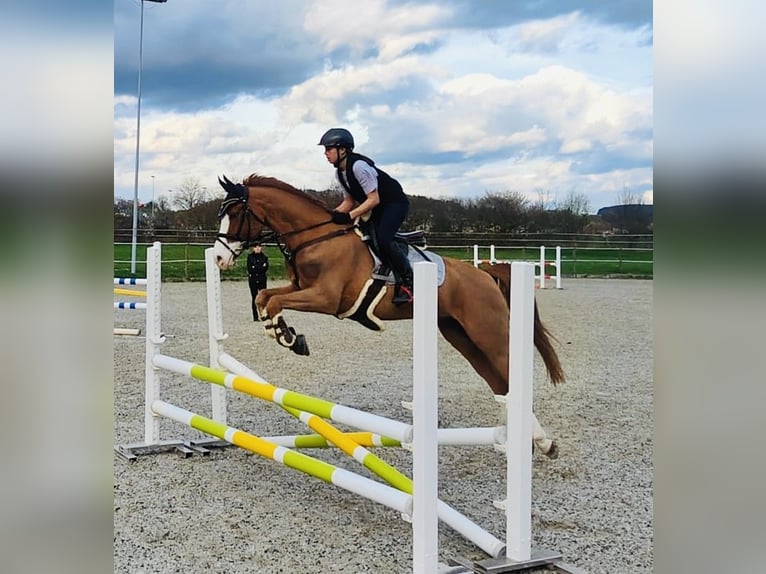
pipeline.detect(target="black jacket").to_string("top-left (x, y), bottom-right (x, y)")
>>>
top-left (247, 252), bottom-right (269, 279)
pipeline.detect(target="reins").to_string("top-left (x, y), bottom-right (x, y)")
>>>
top-left (216, 188), bottom-right (356, 276)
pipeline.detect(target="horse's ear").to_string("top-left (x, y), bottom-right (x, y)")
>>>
top-left (219, 175), bottom-right (238, 193)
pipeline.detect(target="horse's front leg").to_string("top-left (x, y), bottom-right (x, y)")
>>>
top-left (255, 284), bottom-right (298, 322)
top-left (261, 287), bottom-right (340, 357)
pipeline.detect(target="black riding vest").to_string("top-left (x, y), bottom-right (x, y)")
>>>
top-left (337, 153), bottom-right (408, 206)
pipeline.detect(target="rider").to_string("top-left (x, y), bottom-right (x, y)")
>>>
top-left (319, 127), bottom-right (414, 305)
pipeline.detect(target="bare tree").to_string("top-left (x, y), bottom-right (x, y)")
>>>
top-left (534, 187), bottom-right (556, 211)
top-left (155, 196), bottom-right (171, 211)
top-left (171, 177), bottom-right (209, 210)
top-left (617, 185), bottom-right (643, 206)
top-left (558, 190), bottom-right (591, 215)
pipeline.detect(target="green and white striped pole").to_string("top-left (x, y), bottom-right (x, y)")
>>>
top-left (261, 432), bottom-right (400, 449)
top-left (151, 400), bottom-right (411, 515)
top-left (152, 353), bottom-right (506, 558)
top-left (153, 353), bottom-right (413, 442)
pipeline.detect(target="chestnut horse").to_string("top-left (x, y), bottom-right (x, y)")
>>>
top-left (212, 174), bottom-right (565, 456)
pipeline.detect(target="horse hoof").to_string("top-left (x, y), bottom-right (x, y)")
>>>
top-left (544, 441), bottom-right (559, 459)
top-left (292, 334), bottom-right (310, 356)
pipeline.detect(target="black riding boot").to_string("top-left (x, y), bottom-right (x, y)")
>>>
top-left (383, 242), bottom-right (414, 305)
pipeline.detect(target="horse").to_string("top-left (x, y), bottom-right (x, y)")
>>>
top-left (212, 174), bottom-right (565, 457)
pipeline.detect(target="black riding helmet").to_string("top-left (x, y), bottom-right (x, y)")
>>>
top-left (318, 128), bottom-right (354, 150)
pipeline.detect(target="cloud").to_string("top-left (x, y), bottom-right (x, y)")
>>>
top-left (114, 1), bottom-right (653, 212)
top-left (304, 0), bottom-right (450, 60)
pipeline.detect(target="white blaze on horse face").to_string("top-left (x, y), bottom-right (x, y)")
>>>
top-left (213, 215), bottom-right (241, 269)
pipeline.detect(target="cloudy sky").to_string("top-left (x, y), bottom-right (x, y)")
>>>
top-left (114, 0), bottom-right (653, 213)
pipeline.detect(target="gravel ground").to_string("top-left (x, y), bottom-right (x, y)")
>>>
top-left (114, 277), bottom-right (652, 574)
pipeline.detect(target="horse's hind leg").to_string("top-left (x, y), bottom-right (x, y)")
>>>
top-left (438, 316), bottom-right (558, 458)
top-left (438, 316), bottom-right (507, 394)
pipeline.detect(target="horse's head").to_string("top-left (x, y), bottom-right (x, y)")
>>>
top-left (213, 175), bottom-right (266, 269)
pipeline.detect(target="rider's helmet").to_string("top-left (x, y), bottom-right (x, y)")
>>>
top-left (318, 128), bottom-right (355, 150)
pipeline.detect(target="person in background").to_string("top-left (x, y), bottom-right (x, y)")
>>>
top-left (319, 127), bottom-right (413, 304)
top-left (246, 243), bottom-right (269, 320)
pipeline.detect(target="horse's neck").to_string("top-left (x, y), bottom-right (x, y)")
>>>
top-left (254, 188), bottom-right (327, 239)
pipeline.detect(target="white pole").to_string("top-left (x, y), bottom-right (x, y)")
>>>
top-left (506, 262), bottom-right (535, 560)
top-left (538, 245), bottom-right (546, 289)
top-left (412, 262), bottom-right (439, 573)
top-left (205, 248), bottom-right (228, 423)
top-left (130, 0), bottom-right (147, 275)
top-left (555, 245), bottom-right (562, 289)
top-left (150, 400), bottom-right (414, 516)
top-left (143, 241), bottom-right (163, 444)
top-left (490, 244), bottom-right (497, 264)
top-left (473, 244), bottom-right (479, 267)
top-left (216, 352), bottom-right (414, 443)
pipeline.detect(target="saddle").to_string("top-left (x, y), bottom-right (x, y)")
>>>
top-left (357, 220), bottom-right (428, 277)
top-left (338, 221), bottom-right (432, 329)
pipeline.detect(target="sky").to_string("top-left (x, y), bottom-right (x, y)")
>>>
top-left (114, 0), bottom-right (653, 213)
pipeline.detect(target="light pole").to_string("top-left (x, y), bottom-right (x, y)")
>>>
top-left (151, 175), bottom-right (156, 226)
top-left (130, 0), bottom-right (168, 275)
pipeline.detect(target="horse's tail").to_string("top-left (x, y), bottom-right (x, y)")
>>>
top-left (478, 262), bottom-right (565, 385)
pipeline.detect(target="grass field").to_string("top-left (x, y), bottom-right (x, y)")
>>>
top-left (114, 243), bottom-right (653, 281)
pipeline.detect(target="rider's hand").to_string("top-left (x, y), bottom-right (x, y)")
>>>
top-left (330, 210), bottom-right (352, 224)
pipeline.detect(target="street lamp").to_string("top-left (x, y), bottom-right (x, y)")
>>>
top-left (130, 0), bottom-right (168, 275)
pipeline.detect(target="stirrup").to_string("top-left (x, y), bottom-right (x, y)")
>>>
top-left (392, 284), bottom-right (413, 305)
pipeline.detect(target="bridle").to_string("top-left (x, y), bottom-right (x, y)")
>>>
top-left (215, 184), bottom-right (357, 273)
top-left (214, 189), bottom-right (273, 259)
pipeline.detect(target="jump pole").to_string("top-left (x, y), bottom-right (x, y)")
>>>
top-left (212, 354), bottom-right (505, 560)
top-left (506, 262), bottom-right (535, 560)
top-left (114, 287), bottom-right (147, 297)
top-left (412, 261), bottom-right (439, 572)
top-left (462, 261), bottom-right (579, 573)
top-left (115, 278), bottom-right (147, 334)
top-left (150, 400), bottom-right (412, 515)
top-left (536, 246), bottom-right (562, 290)
top-left (114, 327), bottom-right (141, 336)
top-left (218, 350), bottom-right (503, 447)
top-left (204, 247), bottom-right (228, 425)
top-left (143, 241), bottom-right (163, 445)
top-left (116, 242), bottom-right (231, 459)
top-left (114, 302), bottom-right (147, 310)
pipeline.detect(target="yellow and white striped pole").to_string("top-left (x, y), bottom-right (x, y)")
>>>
top-left (114, 287), bottom-right (147, 297)
top-left (152, 353), bottom-right (506, 558)
top-left (154, 353), bottom-right (413, 443)
top-left (151, 400), bottom-right (412, 516)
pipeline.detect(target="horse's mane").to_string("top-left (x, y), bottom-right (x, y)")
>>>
top-left (243, 173), bottom-right (331, 212)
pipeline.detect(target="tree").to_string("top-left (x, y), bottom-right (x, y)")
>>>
top-left (557, 190), bottom-right (591, 215)
top-left (617, 185), bottom-right (643, 206)
top-left (172, 177), bottom-right (209, 210)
